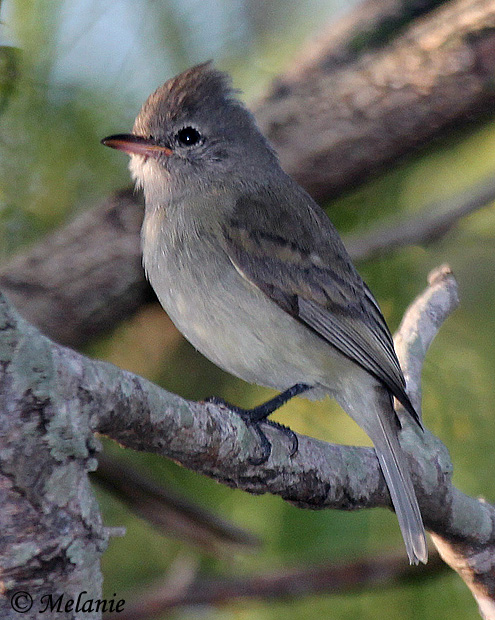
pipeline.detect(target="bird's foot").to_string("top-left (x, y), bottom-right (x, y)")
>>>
top-left (205, 396), bottom-right (298, 465)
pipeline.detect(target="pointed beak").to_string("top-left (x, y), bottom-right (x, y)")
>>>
top-left (101, 134), bottom-right (173, 158)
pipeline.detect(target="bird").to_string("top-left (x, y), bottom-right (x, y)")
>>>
top-left (102, 62), bottom-right (427, 564)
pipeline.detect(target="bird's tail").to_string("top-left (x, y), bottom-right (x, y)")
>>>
top-left (338, 387), bottom-right (427, 564)
top-left (371, 397), bottom-right (427, 564)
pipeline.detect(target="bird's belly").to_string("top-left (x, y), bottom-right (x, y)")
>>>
top-left (147, 248), bottom-right (354, 395)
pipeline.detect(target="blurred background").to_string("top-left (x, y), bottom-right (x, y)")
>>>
top-left (1, 0), bottom-right (494, 618)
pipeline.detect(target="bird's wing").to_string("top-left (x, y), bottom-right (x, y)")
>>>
top-left (221, 187), bottom-right (420, 426)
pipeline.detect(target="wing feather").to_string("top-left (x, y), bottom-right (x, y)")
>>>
top-left (222, 188), bottom-right (421, 426)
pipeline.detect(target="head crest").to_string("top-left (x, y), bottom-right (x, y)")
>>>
top-left (134, 62), bottom-right (239, 134)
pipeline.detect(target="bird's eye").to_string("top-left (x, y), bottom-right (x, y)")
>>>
top-left (176, 126), bottom-right (202, 146)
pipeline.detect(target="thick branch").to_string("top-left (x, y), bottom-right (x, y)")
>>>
top-left (0, 189), bottom-right (150, 348)
top-left (0, 304), bottom-right (109, 618)
top-left (257, 0), bottom-right (495, 200)
top-left (281, 0), bottom-right (450, 72)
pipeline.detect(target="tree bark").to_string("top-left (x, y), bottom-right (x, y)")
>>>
top-left (0, 305), bottom-right (109, 619)
top-left (0, 189), bottom-right (149, 348)
top-left (257, 0), bottom-right (495, 200)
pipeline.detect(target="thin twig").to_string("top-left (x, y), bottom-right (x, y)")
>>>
top-left (93, 452), bottom-right (259, 554)
top-left (107, 550), bottom-right (446, 620)
top-left (345, 177), bottom-right (495, 262)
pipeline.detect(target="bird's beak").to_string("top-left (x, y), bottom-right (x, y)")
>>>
top-left (101, 134), bottom-right (173, 158)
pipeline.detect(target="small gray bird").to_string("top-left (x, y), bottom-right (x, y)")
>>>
top-left (102, 62), bottom-right (427, 564)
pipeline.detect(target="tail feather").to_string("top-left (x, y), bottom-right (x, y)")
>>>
top-left (373, 406), bottom-right (427, 565)
top-left (336, 386), bottom-right (427, 564)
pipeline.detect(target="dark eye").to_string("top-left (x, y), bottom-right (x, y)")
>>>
top-left (176, 126), bottom-right (202, 146)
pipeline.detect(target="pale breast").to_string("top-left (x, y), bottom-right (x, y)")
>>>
top-left (141, 203), bottom-right (353, 394)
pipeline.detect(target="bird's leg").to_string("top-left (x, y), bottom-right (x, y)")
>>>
top-left (205, 383), bottom-right (311, 465)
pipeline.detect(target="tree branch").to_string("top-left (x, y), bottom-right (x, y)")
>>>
top-left (91, 268), bottom-right (495, 562)
top-left (345, 176), bottom-right (495, 262)
top-left (0, 189), bottom-right (150, 348)
top-left (394, 264), bottom-right (461, 414)
top-left (257, 0), bottom-right (495, 200)
top-left (109, 550), bottom-right (447, 620)
top-left (0, 302), bottom-right (109, 618)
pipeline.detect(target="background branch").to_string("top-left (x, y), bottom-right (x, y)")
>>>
top-left (109, 550), bottom-right (447, 620)
top-left (345, 176), bottom-right (495, 262)
top-left (257, 0), bottom-right (495, 200)
top-left (92, 452), bottom-right (259, 555)
top-left (0, 189), bottom-right (148, 348)
top-left (279, 0), bottom-right (450, 72)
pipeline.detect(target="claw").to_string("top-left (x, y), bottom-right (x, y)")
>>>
top-left (204, 384), bottom-right (309, 464)
top-left (265, 420), bottom-right (298, 457)
top-left (205, 397), bottom-right (299, 464)
top-left (239, 416), bottom-right (273, 465)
